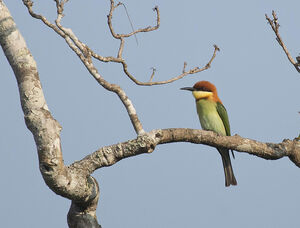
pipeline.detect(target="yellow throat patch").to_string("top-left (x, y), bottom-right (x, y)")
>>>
top-left (192, 91), bottom-right (213, 100)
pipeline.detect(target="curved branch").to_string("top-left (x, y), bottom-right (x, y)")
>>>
top-left (106, 0), bottom-right (219, 85)
top-left (22, 0), bottom-right (144, 135)
top-left (0, 3), bottom-right (100, 227)
top-left (119, 44), bottom-right (220, 86)
top-left (107, 1), bottom-right (160, 40)
top-left (266, 11), bottom-right (300, 73)
top-left (4, 3), bottom-right (300, 227)
top-left (107, 1), bottom-right (159, 60)
top-left (72, 128), bottom-right (300, 175)
top-left (24, 0), bottom-right (218, 89)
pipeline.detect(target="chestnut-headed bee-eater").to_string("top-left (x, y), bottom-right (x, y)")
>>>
top-left (181, 81), bottom-right (237, 187)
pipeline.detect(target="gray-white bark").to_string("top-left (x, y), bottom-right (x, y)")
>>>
top-left (1, 1), bottom-right (300, 227)
top-left (0, 1), bottom-right (100, 227)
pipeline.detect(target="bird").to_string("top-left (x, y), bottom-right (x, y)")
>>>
top-left (181, 81), bottom-right (237, 187)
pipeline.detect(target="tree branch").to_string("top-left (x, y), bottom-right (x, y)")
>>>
top-left (3, 2), bottom-right (300, 227)
top-left (119, 44), bottom-right (220, 86)
top-left (107, 1), bottom-right (160, 39)
top-left (106, 0), bottom-right (219, 85)
top-left (23, 0), bottom-right (144, 135)
top-left (25, 0), bottom-right (218, 88)
top-left (72, 128), bottom-right (300, 175)
top-left (22, 0), bottom-right (219, 133)
top-left (266, 10), bottom-right (300, 73)
top-left (0, 2), bottom-right (100, 227)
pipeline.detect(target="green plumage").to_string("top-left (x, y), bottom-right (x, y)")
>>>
top-left (196, 99), bottom-right (237, 186)
top-left (216, 102), bottom-right (231, 137)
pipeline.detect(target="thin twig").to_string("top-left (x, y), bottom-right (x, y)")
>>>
top-left (22, 0), bottom-right (145, 135)
top-left (149, 67), bottom-right (156, 82)
top-left (265, 11), bottom-right (300, 73)
top-left (108, 0), bottom-right (160, 39)
top-left (182, 62), bottom-right (187, 73)
top-left (104, 1), bottom-right (220, 85)
top-left (22, 0), bottom-right (219, 130)
top-left (119, 45), bottom-right (220, 86)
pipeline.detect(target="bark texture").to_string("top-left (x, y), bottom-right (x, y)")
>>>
top-left (72, 129), bottom-right (300, 175)
top-left (0, 2), bottom-right (101, 227)
top-left (2, 1), bottom-right (300, 227)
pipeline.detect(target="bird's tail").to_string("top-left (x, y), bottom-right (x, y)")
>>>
top-left (218, 148), bottom-right (237, 187)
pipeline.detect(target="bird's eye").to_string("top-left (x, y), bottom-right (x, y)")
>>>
top-left (198, 87), bottom-right (211, 92)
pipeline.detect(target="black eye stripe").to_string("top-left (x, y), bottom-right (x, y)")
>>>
top-left (195, 87), bottom-right (212, 92)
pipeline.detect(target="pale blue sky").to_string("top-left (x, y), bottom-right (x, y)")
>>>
top-left (1, 0), bottom-right (300, 227)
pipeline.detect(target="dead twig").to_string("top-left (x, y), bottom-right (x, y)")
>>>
top-left (266, 11), bottom-right (300, 73)
top-left (119, 44), bottom-right (220, 86)
top-left (22, 0), bottom-right (144, 135)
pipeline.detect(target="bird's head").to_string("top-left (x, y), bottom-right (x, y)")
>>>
top-left (180, 81), bottom-right (222, 103)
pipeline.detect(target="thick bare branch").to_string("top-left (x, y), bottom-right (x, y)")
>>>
top-left (4, 2), bottom-right (300, 227)
top-left (266, 11), bottom-right (300, 73)
top-left (0, 3), bottom-right (100, 227)
top-left (72, 128), bottom-right (300, 175)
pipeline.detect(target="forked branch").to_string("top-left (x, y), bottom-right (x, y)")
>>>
top-left (107, 1), bottom-right (160, 40)
top-left (23, 0), bottom-right (144, 135)
top-left (3, 2), bottom-right (300, 228)
top-left (266, 11), bottom-right (300, 73)
top-left (119, 44), bottom-right (220, 86)
top-left (22, 0), bottom-right (219, 133)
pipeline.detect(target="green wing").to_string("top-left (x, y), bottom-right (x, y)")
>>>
top-left (216, 102), bottom-right (231, 136)
top-left (216, 101), bottom-right (235, 158)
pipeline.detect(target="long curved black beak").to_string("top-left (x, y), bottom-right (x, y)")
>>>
top-left (180, 87), bottom-right (195, 91)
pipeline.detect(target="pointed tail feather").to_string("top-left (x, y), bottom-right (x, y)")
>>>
top-left (218, 148), bottom-right (237, 187)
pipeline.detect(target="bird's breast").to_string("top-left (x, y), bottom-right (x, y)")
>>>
top-left (195, 100), bottom-right (226, 135)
